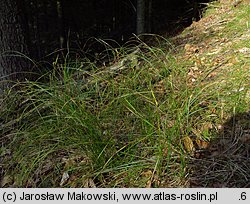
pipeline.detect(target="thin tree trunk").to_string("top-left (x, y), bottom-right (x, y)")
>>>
top-left (0, 0), bottom-right (30, 91)
top-left (136, 0), bottom-right (145, 35)
top-left (147, 0), bottom-right (152, 33)
top-left (193, 0), bottom-right (199, 21)
top-left (57, 0), bottom-right (65, 49)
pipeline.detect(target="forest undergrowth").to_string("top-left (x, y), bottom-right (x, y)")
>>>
top-left (0, 1), bottom-right (249, 187)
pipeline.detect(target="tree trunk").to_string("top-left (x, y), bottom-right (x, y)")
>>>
top-left (146, 0), bottom-right (152, 33)
top-left (193, 0), bottom-right (199, 21)
top-left (57, 0), bottom-right (65, 49)
top-left (0, 0), bottom-right (30, 91)
top-left (136, 0), bottom-right (145, 35)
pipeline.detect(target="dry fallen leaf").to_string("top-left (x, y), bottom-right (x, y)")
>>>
top-left (146, 180), bottom-right (152, 188)
top-left (183, 136), bottom-right (195, 153)
top-left (141, 170), bottom-right (153, 177)
top-left (195, 138), bottom-right (209, 149)
top-left (238, 47), bottom-right (250, 54)
top-left (83, 178), bottom-right (96, 188)
top-left (141, 170), bottom-right (153, 188)
top-left (184, 44), bottom-right (199, 54)
top-left (0, 175), bottom-right (13, 187)
top-left (60, 172), bottom-right (69, 186)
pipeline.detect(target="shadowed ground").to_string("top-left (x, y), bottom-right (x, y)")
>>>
top-left (190, 112), bottom-right (250, 187)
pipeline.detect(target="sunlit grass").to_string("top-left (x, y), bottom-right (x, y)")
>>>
top-left (1, 2), bottom-right (249, 187)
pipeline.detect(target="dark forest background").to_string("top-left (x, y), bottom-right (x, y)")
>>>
top-left (22, 0), bottom-right (210, 60)
top-left (0, 0), bottom-right (211, 88)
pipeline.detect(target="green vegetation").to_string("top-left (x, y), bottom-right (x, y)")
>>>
top-left (1, 2), bottom-right (249, 187)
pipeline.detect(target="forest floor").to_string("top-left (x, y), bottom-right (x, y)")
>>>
top-left (172, 0), bottom-right (250, 187)
top-left (0, 0), bottom-right (249, 187)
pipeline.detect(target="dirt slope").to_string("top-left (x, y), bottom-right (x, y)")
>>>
top-left (174, 0), bottom-right (250, 187)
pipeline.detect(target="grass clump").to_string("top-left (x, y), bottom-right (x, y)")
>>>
top-left (1, 1), bottom-right (249, 187)
top-left (1, 40), bottom-right (194, 187)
